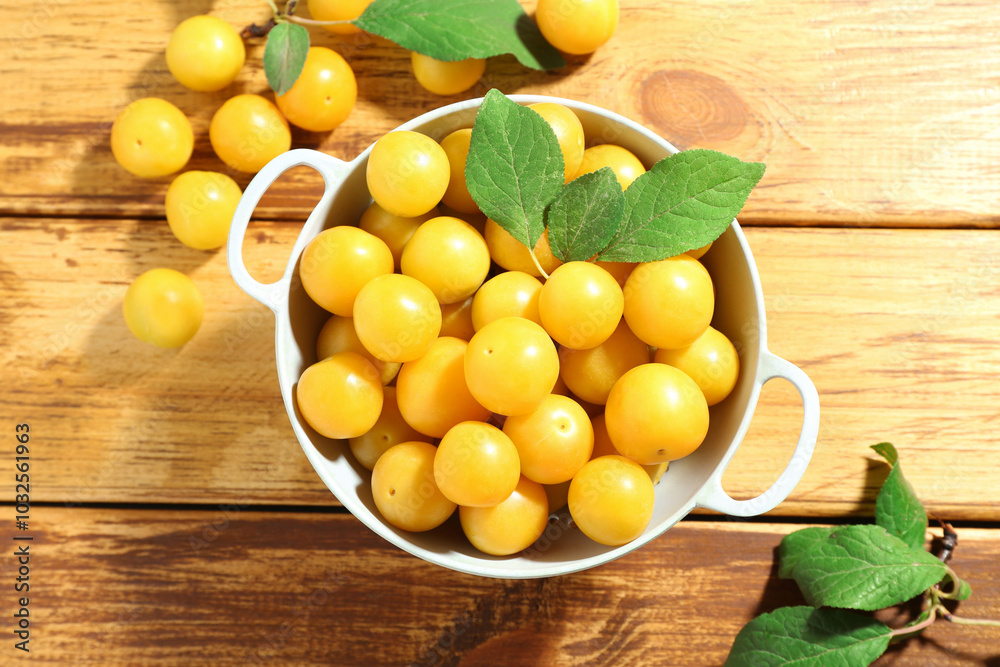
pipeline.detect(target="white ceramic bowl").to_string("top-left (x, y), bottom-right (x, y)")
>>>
top-left (227, 95), bottom-right (820, 579)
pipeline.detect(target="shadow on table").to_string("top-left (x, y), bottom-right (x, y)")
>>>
top-left (881, 634), bottom-right (1000, 666)
top-left (843, 456), bottom-right (893, 517)
top-left (749, 546), bottom-right (805, 618)
top-left (340, 44), bottom-right (591, 131)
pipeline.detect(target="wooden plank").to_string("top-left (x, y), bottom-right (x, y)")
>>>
top-left (2, 1), bottom-right (1000, 225)
top-left (4, 219), bottom-right (1000, 518)
top-left (729, 227), bottom-right (1000, 520)
top-left (21, 508), bottom-right (1000, 665)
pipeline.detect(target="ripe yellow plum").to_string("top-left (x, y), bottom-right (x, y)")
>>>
top-left (605, 363), bottom-right (709, 464)
top-left (502, 394), bottom-right (594, 484)
top-left (395, 337), bottom-right (491, 438)
top-left (299, 226), bottom-right (394, 317)
top-left (538, 261), bottom-right (623, 350)
top-left (401, 216), bottom-right (490, 304)
top-left (654, 326), bottom-right (740, 406)
top-left (353, 274), bottom-right (442, 363)
top-left (372, 442), bottom-right (456, 532)
top-left (348, 387), bottom-right (427, 470)
top-left (296, 351), bottom-right (384, 440)
top-left (209, 94), bottom-right (290, 173)
top-left (471, 271), bottom-right (543, 331)
top-left (433, 421), bottom-right (521, 507)
top-left (558, 318), bottom-right (648, 404)
top-left (111, 98), bottom-right (193, 178)
top-left (460, 476), bottom-right (549, 555)
top-left (465, 317), bottom-right (559, 416)
top-left (623, 255), bottom-right (714, 350)
top-left (366, 130), bottom-right (450, 218)
top-left (315, 314), bottom-right (400, 385)
top-left (123, 268), bottom-right (203, 348)
top-left (574, 144), bottom-right (645, 189)
top-left (568, 455), bottom-right (653, 546)
top-left (166, 15), bottom-right (244, 92)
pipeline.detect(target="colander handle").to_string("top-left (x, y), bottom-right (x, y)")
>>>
top-left (695, 349), bottom-right (820, 517)
top-left (226, 149), bottom-right (351, 311)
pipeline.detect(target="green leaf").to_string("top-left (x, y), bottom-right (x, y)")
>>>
top-left (597, 149), bottom-right (765, 262)
top-left (724, 606), bottom-right (891, 667)
top-left (870, 442), bottom-right (898, 466)
top-left (465, 90), bottom-right (564, 250)
top-left (263, 22), bottom-right (310, 96)
top-left (546, 168), bottom-right (625, 262)
top-left (876, 464), bottom-right (928, 550)
top-left (791, 525), bottom-right (947, 611)
top-left (870, 443), bottom-right (927, 550)
top-left (778, 527), bottom-right (836, 579)
top-left (353, 0), bottom-right (565, 70)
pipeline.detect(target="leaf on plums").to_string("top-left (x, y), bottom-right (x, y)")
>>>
top-left (353, 0), bottom-right (565, 70)
top-left (464, 92), bottom-right (767, 270)
top-left (546, 168), bottom-right (625, 262)
top-left (790, 525), bottom-right (946, 611)
top-left (871, 443), bottom-right (928, 550)
top-left (264, 22), bottom-right (310, 96)
top-left (724, 606), bottom-right (892, 667)
top-left (596, 150), bottom-right (765, 262)
top-left (466, 89), bottom-right (565, 250)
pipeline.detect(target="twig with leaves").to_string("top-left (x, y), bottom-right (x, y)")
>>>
top-left (725, 443), bottom-right (1000, 666)
top-left (248, 0), bottom-right (566, 95)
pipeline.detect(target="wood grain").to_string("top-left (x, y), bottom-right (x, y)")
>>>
top-left (15, 508), bottom-right (1000, 665)
top-left (6, 0), bottom-right (1000, 660)
top-left (4, 218), bottom-right (1000, 519)
top-left (2, 0), bottom-right (999, 225)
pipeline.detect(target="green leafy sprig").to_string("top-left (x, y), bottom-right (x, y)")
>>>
top-left (257, 0), bottom-right (564, 96)
top-left (465, 90), bottom-right (765, 273)
top-left (725, 443), bottom-right (1000, 667)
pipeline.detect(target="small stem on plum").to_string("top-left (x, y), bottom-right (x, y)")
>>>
top-left (265, 0), bottom-right (281, 17)
top-left (529, 249), bottom-right (549, 280)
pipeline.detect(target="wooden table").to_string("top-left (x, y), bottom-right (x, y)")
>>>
top-left (3, 1), bottom-right (999, 664)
